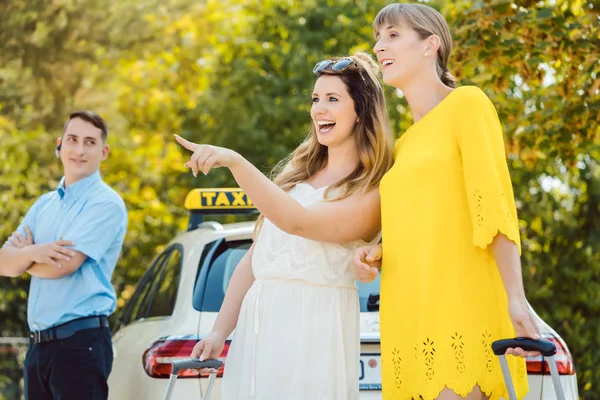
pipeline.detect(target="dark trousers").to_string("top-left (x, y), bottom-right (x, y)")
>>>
top-left (24, 327), bottom-right (113, 400)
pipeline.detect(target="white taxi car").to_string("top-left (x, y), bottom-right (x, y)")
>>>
top-left (107, 188), bottom-right (578, 400)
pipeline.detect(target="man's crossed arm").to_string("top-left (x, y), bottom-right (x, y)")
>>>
top-left (0, 227), bottom-right (83, 278)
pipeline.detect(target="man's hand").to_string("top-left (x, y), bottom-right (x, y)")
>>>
top-left (25, 240), bottom-right (76, 268)
top-left (353, 244), bottom-right (382, 283)
top-left (6, 226), bottom-right (34, 249)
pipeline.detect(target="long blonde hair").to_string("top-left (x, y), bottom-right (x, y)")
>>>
top-left (374, 3), bottom-right (457, 88)
top-left (255, 52), bottom-right (394, 236)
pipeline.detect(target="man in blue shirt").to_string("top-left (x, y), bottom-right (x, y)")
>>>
top-left (0, 110), bottom-right (128, 400)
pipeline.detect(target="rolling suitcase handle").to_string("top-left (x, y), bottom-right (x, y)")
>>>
top-left (163, 359), bottom-right (224, 400)
top-left (492, 338), bottom-right (565, 400)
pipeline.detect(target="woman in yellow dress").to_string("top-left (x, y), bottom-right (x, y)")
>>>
top-left (353, 4), bottom-right (541, 400)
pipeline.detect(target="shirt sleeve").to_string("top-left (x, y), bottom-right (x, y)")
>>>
top-left (455, 87), bottom-right (521, 254)
top-left (60, 200), bottom-right (127, 263)
top-left (2, 197), bottom-right (42, 248)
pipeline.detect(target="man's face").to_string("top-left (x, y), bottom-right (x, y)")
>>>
top-left (59, 117), bottom-right (109, 183)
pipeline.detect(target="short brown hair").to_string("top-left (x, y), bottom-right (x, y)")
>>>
top-left (64, 110), bottom-right (109, 141)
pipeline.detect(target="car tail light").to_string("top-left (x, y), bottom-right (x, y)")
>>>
top-left (142, 338), bottom-right (230, 378)
top-left (526, 333), bottom-right (575, 375)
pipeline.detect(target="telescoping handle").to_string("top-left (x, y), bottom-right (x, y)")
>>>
top-left (163, 359), bottom-right (224, 400)
top-left (491, 338), bottom-right (565, 400)
top-left (492, 337), bottom-right (556, 357)
top-left (171, 358), bottom-right (223, 375)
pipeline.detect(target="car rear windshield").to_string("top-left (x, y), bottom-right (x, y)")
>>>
top-left (193, 239), bottom-right (380, 313)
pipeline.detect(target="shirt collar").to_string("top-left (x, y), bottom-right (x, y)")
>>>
top-left (57, 170), bottom-right (101, 200)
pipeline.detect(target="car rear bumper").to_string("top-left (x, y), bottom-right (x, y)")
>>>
top-left (524, 373), bottom-right (578, 399)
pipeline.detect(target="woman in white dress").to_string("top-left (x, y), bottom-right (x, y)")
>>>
top-left (175, 52), bottom-right (393, 400)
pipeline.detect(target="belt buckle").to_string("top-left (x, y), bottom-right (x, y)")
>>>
top-left (30, 330), bottom-right (41, 344)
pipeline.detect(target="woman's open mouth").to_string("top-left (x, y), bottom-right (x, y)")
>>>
top-left (318, 120), bottom-right (336, 133)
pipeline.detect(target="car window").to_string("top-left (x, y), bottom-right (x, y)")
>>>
top-left (193, 239), bottom-right (380, 312)
top-left (193, 240), bottom-right (251, 312)
top-left (124, 251), bottom-right (169, 323)
top-left (118, 245), bottom-right (184, 326)
top-left (147, 247), bottom-right (183, 318)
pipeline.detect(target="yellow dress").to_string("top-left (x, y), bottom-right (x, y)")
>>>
top-left (379, 86), bottom-right (528, 399)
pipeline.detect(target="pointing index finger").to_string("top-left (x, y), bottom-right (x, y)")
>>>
top-left (174, 134), bottom-right (197, 152)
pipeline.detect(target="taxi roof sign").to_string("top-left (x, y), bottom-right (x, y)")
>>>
top-left (184, 188), bottom-right (257, 230)
top-left (185, 188), bottom-right (256, 211)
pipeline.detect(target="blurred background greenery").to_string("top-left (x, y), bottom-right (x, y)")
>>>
top-left (0, 0), bottom-right (598, 398)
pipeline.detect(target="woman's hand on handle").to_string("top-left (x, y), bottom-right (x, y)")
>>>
top-left (190, 331), bottom-right (226, 374)
top-left (507, 299), bottom-right (542, 358)
top-left (353, 244), bottom-right (381, 283)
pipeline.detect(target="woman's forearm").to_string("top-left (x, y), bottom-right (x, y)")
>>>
top-left (228, 156), bottom-right (310, 234)
top-left (490, 233), bottom-right (527, 302)
top-left (227, 156), bottom-right (381, 243)
top-left (212, 244), bottom-right (256, 339)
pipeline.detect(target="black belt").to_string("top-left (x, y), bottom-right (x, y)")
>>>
top-left (29, 316), bottom-right (109, 344)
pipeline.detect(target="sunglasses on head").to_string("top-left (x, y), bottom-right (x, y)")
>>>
top-left (312, 58), bottom-right (367, 84)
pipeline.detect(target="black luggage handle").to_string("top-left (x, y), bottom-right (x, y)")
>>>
top-left (492, 337), bottom-right (556, 357)
top-left (171, 358), bottom-right (224, 375)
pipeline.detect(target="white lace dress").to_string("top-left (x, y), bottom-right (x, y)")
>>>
top-left (221, 183), bottom-right (377, 400)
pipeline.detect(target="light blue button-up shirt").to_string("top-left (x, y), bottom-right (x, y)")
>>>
top-left (11, 171), bottom-right (128, 331)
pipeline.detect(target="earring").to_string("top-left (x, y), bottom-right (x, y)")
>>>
top-left (424, 52), bottom-right (428, 57)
